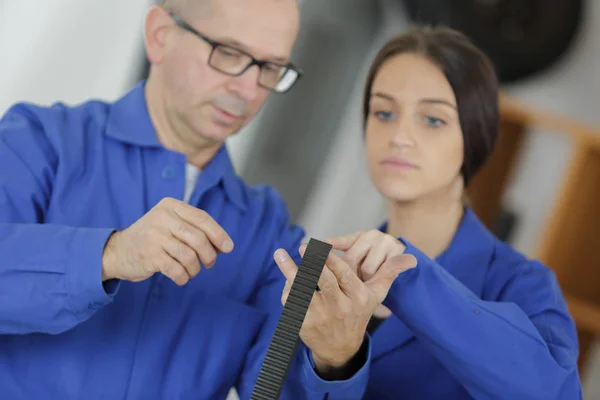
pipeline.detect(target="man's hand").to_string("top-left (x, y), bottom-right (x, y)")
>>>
top-left (273, 244), bottom-right (416, 377)
top-left (101, 197), bottom-right (234, 286)
top-left (326, 230), bottom-right (407, 282)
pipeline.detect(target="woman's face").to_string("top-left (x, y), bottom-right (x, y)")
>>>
top-left (365, 53), bottom-right (464, 204)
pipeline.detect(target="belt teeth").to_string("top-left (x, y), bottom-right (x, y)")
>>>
top-left (250, 238), bottom-right (331, 400)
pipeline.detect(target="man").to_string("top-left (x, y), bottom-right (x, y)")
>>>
top-left (0, 0), bottom-right (414, 399)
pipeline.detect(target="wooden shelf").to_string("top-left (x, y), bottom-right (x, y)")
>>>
top-left (499, 94), bottom-right (599, 144)
top-left (468, 92), bottom-right (600, 376)
top-left (566, 295), bottom-right (600, 336)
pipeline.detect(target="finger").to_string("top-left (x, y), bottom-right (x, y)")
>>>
top-left (172, 203), bottom-right (234, 253)
top-left (298, 243), bottom-right (308, 256)
top-left (362, 236), bottom-right (406, 281)
top-left (157, 253), bottom-right (190, 286)
top-left (324, 232), bottom-right (362, 251)
top-left (169, 220), bottom-right (218, 268)
top-left (297, 246), bottom-right (342, 300)
top-left (275, 249), bottom-right (323, 308)
top-left (360, 242), bottom-right (389, 282)
top-left (316, 264), bottom-right (344, 302)
top-left (162, 237), bottom-right (201, 279)
top-left (273, 248), bottom-right (298, 282)
top-left (342, 235), bottom-right (373, 276)
top-left (300, 242), bottom-right (344, 263)
top-left (325, 251), bottom-right (363, 297)
top-left (281, 280), bottom-right (292, 305)
top-left (365, 254), bottom-right (417, 303)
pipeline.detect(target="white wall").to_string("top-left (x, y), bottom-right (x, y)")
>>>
top-left (297, 0), bottom-right (409, 239)
top-left (0, 0), bottom-right (152, 114)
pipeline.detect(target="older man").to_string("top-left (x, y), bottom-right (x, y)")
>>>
top-left (0, 0), bottom-right (412, 399)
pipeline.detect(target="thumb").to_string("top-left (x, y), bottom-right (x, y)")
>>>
top-left (365, 254), bottom-right (417, 303)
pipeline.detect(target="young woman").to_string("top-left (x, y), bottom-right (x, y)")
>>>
top-left (324, 26), bottom-right (582, 399)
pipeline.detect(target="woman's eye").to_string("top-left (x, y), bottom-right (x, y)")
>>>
top-left (423, 116), bottom-right (445, 127)
top-left (374, 111), bottom-right (395, 121)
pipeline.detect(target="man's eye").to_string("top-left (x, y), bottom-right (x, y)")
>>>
top-left (218, 48), bottom-right (242, 58)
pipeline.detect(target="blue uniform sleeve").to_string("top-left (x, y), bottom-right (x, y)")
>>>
top-left (298, 334), bottom-right (371, 400)
top-left (383, 238), bottom-right (582, 400)
top-left (0, 105), bottom-right (119, 335)
top-left (234, 189), bottom-right (370, 399)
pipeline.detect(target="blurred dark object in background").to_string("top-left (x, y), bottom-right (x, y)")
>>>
top-left (401, 0), bottom-right (585, 83)
top-left (494, 207), bottom-right (518, 243)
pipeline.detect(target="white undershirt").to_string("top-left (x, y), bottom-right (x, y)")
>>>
top-left (183, 163), bottom-right (201, 204)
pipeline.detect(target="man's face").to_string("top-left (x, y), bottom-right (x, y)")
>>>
top-left (156, 0), bottom-right (300, 144)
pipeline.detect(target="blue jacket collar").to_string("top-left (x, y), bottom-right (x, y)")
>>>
top-left (105, 81), bottom-right (161, 147)
top-left (105, 81), bottom-right (247, 212)
top-left (201, 145), bottom-right (247, 212)
top-left (431, 207), bottom-right (496, 290)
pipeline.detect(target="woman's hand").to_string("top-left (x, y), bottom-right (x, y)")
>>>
top-left (326, 230), bottom-right (408, 282)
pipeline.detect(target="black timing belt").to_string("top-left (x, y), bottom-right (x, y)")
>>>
top-left (250, 238), bottom-right (331, 400)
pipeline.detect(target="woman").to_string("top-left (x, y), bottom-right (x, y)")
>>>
top-left (324, 26), bottom-right (582, 399)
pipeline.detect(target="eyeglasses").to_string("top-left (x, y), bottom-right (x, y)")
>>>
top-left (166, 9), bottom-right (302, 93)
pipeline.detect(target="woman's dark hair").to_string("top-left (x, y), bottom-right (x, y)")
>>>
top-left (362, 25), bottom-right (499, 185)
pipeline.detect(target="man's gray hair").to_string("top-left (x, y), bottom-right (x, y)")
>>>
top-left (160, 0), bottom-right (212, 16)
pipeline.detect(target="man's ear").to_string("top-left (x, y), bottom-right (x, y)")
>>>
top-left (144, 6), bottom-right (172, 65)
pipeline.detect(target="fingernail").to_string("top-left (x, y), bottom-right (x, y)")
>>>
top-left (274, 249), bottom-right (286, 262)
top-left (222, 239), bottom-right (234, 252)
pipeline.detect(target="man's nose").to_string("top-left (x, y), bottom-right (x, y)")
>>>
top-left (228, 65), bottom-right (262, 102)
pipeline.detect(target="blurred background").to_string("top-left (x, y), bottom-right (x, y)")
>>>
top-left (1, 0), bottom-right (599, 397)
